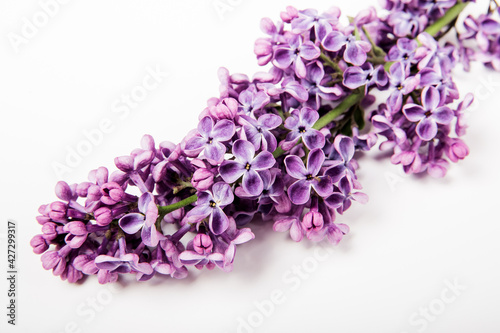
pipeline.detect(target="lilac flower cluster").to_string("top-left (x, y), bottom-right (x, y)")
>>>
top-left (32, 1), bottom-right (488, 284)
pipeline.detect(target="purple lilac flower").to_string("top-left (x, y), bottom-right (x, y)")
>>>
top-left (118, 192), bottom-right (160, 247)
top-left (387, 62), bottom-right (420, 113)
top-left (95, 238), bottom-right (153, 276)
top-left (322, 31), bottom-right (372, 66)
top-left (325, 176), bottom-right (368, 214)
top-left (291, 7), bottom-right (341, 41)
top-left (273, 206), bottom-right (305, 242)
top-left (301, 61), bottom-right (344, 109)
top-left (184, 116), bottom-right (235, 164)
top-left (403, 86), bottom-right (454, 141)
top-left (240, 113), bottom-right (282, 152)
top-left (386, 38), bottom-right (421, 67)
top-left (283, 107), bottom-right (325, 150)
top-left (219, 139), bottom-right (276, 196)
top-left (184, 182), bottom-right (234, 235)
top-left (343, 63), bottom-right (388, 91)
top-left (284, 148), bottom-right (333, 205)
top-left (238, 86), bottom-right (270, 116)
top-left (273, 34), bottom-right (321, 78)
top-left (325, 135), bottom-right (357, 183)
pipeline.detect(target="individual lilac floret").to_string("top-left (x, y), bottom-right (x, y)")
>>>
top-left (301, 61), bottom-right (344, 109)
top-left (291, 7), bottom-right (341, 41)
top-left (325, 135), bottom-right (357, 183)
top-left (325, 176), bottom-right (368, 214)
top-left (322, 31), bottom-right (372, 66)
top-left (403, 86), bottom-right (454, 141)
top-left (273, 206), bottom-right (305, 242)
top-left (273, 34), bottom-right (321, 78)
top-left (387, 62), bottom-right (419, 113)
top-left (284, 148), bottom-right (333, 205)
top-left (95, 238), bottom-right (153, 276)
top-left (118, 192), bottom-right (160, 247)
top-left (240, 114), bottom-right (282, 152)
top-left (283, 107), bottom-right (325, 150)
top-left (386, 38), bottom-right (421, 67)
top-left (238, 86), bottom-right (270, 116)
top-left (343, 63), bottom-right (388, 92)
top-left (184, 116), bottom-right (235, 164)
top-left (219, 139), bottom-right (276, 196)
top-left (184, 183), bottom-right (234, 235)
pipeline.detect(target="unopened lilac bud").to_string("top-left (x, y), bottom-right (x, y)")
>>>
top-left (76, 182), bottom-right (92, 197)
top-left (94, 207), bottom-right (113, 226)
top-left (446, 139), bottom-right (469, 163)
top-left (61, 263), bottom-right (83, 283)
top-left (192, 168), bottom-right (214, 191)
top-left (42, 222), bottom-right (58, 241)
top-left (193, 234), bottom-right (213, 255)
top-left (30, 235), bottom-right (49, 254)
top-left (302, 211), bottom-right (324, 234)
top-left (100, 182), bottom-right (124, 205)
top-left (209, 98), bottom-right (238, 120)
top-left (49, 201), bottom-right (68, 223)
top-left (55, 181), bottom-right (73, 202)
top-left (64, 222), bottom-right (87, 236)
top-left (280, 6), bottom-right (298, 23)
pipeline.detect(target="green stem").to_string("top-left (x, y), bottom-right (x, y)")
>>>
top-left (423, 2), bottom-right (469, 37)
top-left (156, 194), bottom-right (198, 225)
top-left (312, 91), bottom-right (365, 130)
top-left (319, 52), bottom-right (343, 74)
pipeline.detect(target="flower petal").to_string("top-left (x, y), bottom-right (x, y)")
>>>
top-left (242, 169), bottom-right (264, 196)
top-left (119, 213), bottom-right (145, 234)
top-left (210, 207), bottom-right (230, 235)
top-left (284, 155), bottom-right (308, 179)
top-left (416, 117), bottom-right (438, 141)
top-left (288, 179), bottom-right (312, 205)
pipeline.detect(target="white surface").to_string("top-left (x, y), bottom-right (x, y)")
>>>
top-left (0, 0), bottom-right (499, 332)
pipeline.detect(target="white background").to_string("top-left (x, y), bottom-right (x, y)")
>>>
top-left (1, 0), bottom-right (499, 332)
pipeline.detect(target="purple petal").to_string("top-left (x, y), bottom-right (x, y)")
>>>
top-left (334, 135), bottom-right (354, 162)
top-left (212, 182), bottom-right (234, 207)
top-left (416, 117), bottom-right (438, 141)
top-left (325, 193), bottom-right (344, 209)
top-left (288, 179), bottom-right (312, 205)
top-left (303, 130), bottom-right (325, 149)
top-left (259, 113), bottom-right (282, 129)
top-left (273, 218), bottom-right (294, 232)
top-left (322, 31), bottom-right (347, 52)
top-left (198, 116), bottom-right (214, 137)
top-left (212, 119), bottom-right (236, 141)
top-left (343, 66), bottom-right (367, 89)
top-left (284, 155), bottom-right (307, 179)
top-left (210, 207), bottom-right (229, 235)
top-left (307, 148), bottom-right (325, 176)
top-left (232, 139), bottom-right (255, 163)
top-left (179, 251), bottom-right (205, 265)
top-left (185, 136), bottom-right (207, 151)
top-left (432, 106), bottom-right (454, 125)
top-left (141, 224), bottom-right (159, 247)
top-left (242, 170), bottom-right (264, 196)
top-left (273, 48), bottom-right (295, 69)
top-left (114, 156), bottom-right (134, 172)
top-left (219, 160), bottom-right (245, 184)
top-left (403, 104), bottom-right (426, 122)
top-left (300, 42), bottom-right (320, 60)
top-left (301, 107), bottom-right (320, 127)
top-left (312, 176), bottom-right (333, 197)
top-left (252, 151), bottom-right (275, 170)
top-left (119, 213), bottom-right (145, 234)
top-left (422, 86), bottom-right (440, 111)
top-left (204, 142), bottom-right (226, 163)
top-left (290, 220), bottom-right (304, 242)
top-left (344, 42), bottom-right (368, 66)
